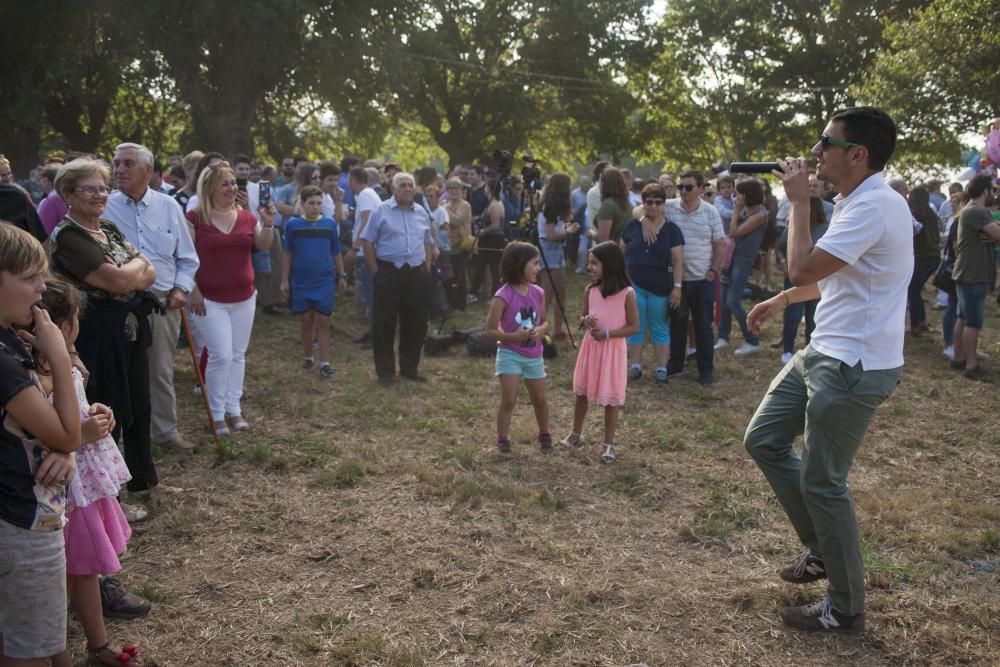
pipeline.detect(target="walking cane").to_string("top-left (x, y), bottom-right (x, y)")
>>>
top-left (180, 309), bottom-right (217, 443)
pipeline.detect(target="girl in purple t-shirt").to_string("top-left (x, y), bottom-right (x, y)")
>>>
top-left (484, 242), bottom-right (551, 456)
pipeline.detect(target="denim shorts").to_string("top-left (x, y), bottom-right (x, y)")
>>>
top-left (495, 347), bottom-right (546, 379)
top-left (0, 518), bottom-right (67, 658)
top-left (956, 281), bottom-right (988, 329)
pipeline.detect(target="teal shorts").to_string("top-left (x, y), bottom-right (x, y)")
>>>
top-left (495, 348), bottom-right (546, 380)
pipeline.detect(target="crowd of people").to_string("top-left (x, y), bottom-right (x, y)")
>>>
top-left (1, 106), bottom-right (999, 663)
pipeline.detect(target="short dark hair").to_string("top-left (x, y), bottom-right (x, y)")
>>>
top-left (499, 241), bottom-right (539, 285)
top-left (678, 170), bottom-right (704, 187)
top-left (830, 106), bottom-right (897, 171)
top-left (340, 156), bottom-right (359, 172)
top-left (640, 182), bottom-right (666, 201)
top-left (736, 179), bottom-right (764, 207)
top-left (717, 175), bottom-right (734, 187)
top-left (298, 185), bottom-right (323, 203)
top-left (963, 174), bottom-right (993, 204)
top-left (292, 155), bottom-right (309, 167)
top-left (169, 165), bottom-right (186, 180)
top-left (472, 165), bottom-right (485, 177)
top-left (232, 154), bottom-right (252, 167)
top-left (593, 161), bottom-right (610, 181)
top-left (589, 241), bottom-right (630, 297)
top-left (349, 166), bottom-right (368, 185)
top-left (42, 165), bottom-right (60, 182)
top-left (318, 161), bottom-right (340, 180)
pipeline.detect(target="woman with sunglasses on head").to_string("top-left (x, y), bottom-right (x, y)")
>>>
top-left (621, 182), bottom-right (685, 385)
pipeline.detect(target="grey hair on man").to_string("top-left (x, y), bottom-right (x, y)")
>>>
top-left (115, 142), bottom-right (155, 167)
top-left (391, 171), bottom-right (415, 190)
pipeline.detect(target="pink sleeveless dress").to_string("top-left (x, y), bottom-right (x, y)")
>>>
top-left (573, 286), bottom-right (632, 406)
top-left (58, 368), bottom-right (132, 575)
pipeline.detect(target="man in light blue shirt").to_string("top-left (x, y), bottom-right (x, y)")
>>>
top-left (106, 142), bottom-right (199, 450)
top-left (360, 172), bottom-right (435, 384)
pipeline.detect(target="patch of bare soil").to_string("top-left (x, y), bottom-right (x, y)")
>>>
top-left (70, 279), bottom-right (1000, 665)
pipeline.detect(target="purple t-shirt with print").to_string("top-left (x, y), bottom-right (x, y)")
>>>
top-left (495, 283), bottom-right (544, 358)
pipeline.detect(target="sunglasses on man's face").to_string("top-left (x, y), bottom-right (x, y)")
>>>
top-left (819, 134), bottom-right (861, 151)
top-left (677, 184), bottom-right (697, 192)
top-left (643, 199), bottom-right (664, 206)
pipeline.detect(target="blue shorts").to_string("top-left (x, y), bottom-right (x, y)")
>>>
top-left (495, 348), bottom-right (546, 379)
top-left (292, 285), bottom-right (334, 315)
top-left (956, 281), bottom-right (988, 329)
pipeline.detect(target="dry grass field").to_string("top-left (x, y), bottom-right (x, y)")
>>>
top-left (68, 275), bottom-right (1000, 666)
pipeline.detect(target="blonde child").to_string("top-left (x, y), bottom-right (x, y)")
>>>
top-left (35, 278), bottom-right (142, 667)
top-left (484, 242), bottom-right (551, 455)
top-left (0, 225), bottom-right (81, 667)
top-left (561, 241), bottom-right (639, 463)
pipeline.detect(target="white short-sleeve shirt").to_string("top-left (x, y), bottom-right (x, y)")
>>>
top-left (811, 172), bottom-right (914, 370)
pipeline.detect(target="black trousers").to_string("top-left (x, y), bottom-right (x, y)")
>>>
top-left (373, 262), bottom-right (431, 378)
top-left (122, 339), bottom-right (158, 492)
top-left (468, 233), bottom-right (504, 298)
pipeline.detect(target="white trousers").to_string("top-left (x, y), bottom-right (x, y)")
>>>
top-left (188, 293), bottom-right (256, 420)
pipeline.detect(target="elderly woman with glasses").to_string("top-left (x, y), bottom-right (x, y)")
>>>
top-left (621, 182), bottom-right (684, 385)
top-left (47, 159), bottom-right (167, 496)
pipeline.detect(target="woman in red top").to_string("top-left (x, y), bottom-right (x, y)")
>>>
top-left (186, 164), bottom-right (275, 436)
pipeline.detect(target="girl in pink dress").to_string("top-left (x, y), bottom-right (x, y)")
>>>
top-left (37, 278), bottom-right (143, 667)
top-left (562, 242), bottom-right (639, 463)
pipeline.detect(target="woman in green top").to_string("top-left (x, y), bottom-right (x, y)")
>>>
top-left (906, 186), bottom-right (941, 336)
top-left (593, 167), bottom-right (630, 244)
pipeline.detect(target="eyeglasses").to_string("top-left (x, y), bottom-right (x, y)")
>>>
top-left (819, 134), bottom-right (861, 151)
top-left (73, 185), bottom-right (111, 196)
top-left (677, 184), bottom-right (697, 192)
top-left (643, 199), bottom-right (664, 206)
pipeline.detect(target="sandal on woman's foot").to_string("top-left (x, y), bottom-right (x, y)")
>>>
top-left (225, 414), bottom-right (250, 431)
top-left (600, 443), bottom-right (617, 464)
top-left (560, 432), bottom-right (583, 450)
top-left (213, 420), bottom-right (230, 437)
top-left (88, 642), bottom-right (142, 666)
top-left (496, 438), bottom-right (511, 456)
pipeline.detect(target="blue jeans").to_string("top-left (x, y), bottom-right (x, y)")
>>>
top-left (908, 255), bottom-right (939, 328)
top-left (781, 275), bottom-right (818, 354)
top-left (943, 291), bottom-right (957, 345)
top-left (719, 262), bottom-right (759, 345)
top-left (577, 218), bottom-right (591, 271)
top-left (356, 261), bottom-right (374, 325)
top-left (668, 279), bottom-right (715, 382)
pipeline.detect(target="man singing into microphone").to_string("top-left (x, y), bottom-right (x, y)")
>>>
top-left (744, 107), bottom-right (912, 633)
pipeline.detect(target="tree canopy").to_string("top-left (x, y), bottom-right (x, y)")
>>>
top-left (0, 0), bottom-right (987, 177)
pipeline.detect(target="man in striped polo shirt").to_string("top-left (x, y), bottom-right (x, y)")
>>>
top-left (663, 170), bottom-right (725, 386)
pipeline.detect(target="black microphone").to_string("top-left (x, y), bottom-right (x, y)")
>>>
top-left (729, 162), bottom-right (783, 174)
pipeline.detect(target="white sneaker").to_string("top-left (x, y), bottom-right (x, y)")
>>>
top-left (686, 346), bottom-right (697, 357)
top-left (943, 345), bottom-right (955, 360)
top-left (781, 352), bottom-right (793, 364)
top-left (976, 350), bottom-right (989, 360)
top-left (734, 343), bottom-right (760, 356)
top-left (466, 294), bottom-right (478, 304)
top-left (713, 339), bottom-right (729, 350)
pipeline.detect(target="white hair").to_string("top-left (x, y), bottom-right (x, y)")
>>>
top-left (115, 142), bottom-right (154, 167)
top-left (391, 171), bottom-right (415, 189)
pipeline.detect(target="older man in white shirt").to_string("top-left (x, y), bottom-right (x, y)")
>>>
top-left (106, 142), bottom-right (200, 450)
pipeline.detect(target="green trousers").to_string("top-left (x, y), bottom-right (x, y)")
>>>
top-left (744, 345), bottom-right (901, 615)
